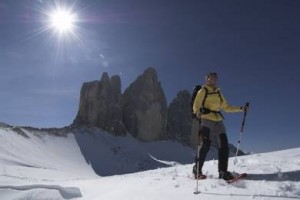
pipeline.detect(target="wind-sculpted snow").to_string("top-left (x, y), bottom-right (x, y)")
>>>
top-left (0, 185), bottom-right (81, 199)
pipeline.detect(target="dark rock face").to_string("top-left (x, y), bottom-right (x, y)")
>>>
top-left (73, 68), bottom-right (167, 141)
top-left (121, 68), bottom-right (168, 141)
top-left (167, 90), bottom-right (193, 145)
top-left (73, 73), bottom-right (126, 135)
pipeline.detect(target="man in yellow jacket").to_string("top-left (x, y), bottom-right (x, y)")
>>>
top-left (192, 72), bottom-right (247, 181)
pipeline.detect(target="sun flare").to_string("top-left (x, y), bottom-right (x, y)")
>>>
top-left (48, 8), bottom-right (77, 34)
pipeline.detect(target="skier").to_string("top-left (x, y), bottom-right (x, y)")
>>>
top-left (192, 72), bottom-right (248, 181)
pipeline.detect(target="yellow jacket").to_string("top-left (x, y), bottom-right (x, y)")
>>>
top-left (193, 84), bottom-right (242, 121)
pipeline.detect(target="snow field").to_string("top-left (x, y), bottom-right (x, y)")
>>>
top-left (0, 126), bottom-right (299, 200)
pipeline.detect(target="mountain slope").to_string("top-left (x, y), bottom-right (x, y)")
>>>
top-left (0, 124), bottom-right (197, 177)
top-left (0, 126), bottom-right (96, 180)
top-left (0, 125), bottom-right (299, 200)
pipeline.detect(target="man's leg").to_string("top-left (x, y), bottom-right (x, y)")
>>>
top-left (194, 127), bottom-right (211, 176)
top-left (218, 133), bottom-right (229, 172)
top-left (215, 122), bottom-right (234, 180)
top-left (218, 133), bottom-right (235, 180)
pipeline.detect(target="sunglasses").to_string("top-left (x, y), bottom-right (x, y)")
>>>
top-left (207, 72), bottom-right (218, 78)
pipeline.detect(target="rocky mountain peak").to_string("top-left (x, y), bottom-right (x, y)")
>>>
top-left (122, 68), bottom-right (167, 141)
top-left (72, 73), bottom-right (126, 135)
top-left (100, 72), bottom-right (109, 84)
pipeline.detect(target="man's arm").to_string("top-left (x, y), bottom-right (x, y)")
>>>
top-left (220, 92), bottom-right (243, 113)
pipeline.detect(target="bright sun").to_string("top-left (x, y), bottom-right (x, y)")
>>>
top-left (48, 8), bottom-right (77, 34)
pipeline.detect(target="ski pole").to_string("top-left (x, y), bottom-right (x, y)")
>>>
top-left (194, 134), bottom-right (202, 194)
top-left (233, 102), bottom-right (250, 165)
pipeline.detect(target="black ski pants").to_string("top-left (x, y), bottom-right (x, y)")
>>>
top-left (195, 119), bottom-right (229, 173)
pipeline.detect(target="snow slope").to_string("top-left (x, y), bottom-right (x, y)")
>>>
top-left (72, 127), bottom-right (196, 176)
top-left (0, 125), bottom-right (300, 200)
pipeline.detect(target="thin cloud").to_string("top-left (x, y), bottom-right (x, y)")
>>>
top-left (30, 88), bottom-right (78, 97)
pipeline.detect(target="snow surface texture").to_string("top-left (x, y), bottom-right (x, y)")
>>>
top-left (0, 126), bottom-right (300, 200)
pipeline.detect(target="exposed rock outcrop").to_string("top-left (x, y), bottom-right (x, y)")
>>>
top-left (121, 68), bottom-right (168, 141)
top-left (167, 90), bottom-right (194, 146)
top-left (73, 73), bottom-right (126, 135)
top-left (73, 68), bottom-right (167, 141)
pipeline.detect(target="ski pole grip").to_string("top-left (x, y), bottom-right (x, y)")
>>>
top-left (245, 102), bottom-right (250, 108)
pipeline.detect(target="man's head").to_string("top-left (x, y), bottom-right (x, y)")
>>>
top-left (205, 72), bottom-right (218, 86)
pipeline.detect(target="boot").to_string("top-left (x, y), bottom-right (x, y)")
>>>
top-left (193, 164), bottom-right (202, 175)
top-left (193, 164), bottom-right (206, 179)
top-left (219, 171), bottom-right (234, 181)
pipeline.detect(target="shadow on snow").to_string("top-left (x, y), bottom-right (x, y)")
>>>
top-left (247, 170), bottom-right (300, 182)
top-left (199, 192), bottom-right (300, 199)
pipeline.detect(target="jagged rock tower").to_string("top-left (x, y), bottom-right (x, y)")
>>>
top-left (167, 90), bottom-right (194, 145)
top-left (121, 67), bottom-right (168, 141)
top-left (73, 73), bottom-right (126, 135)
top-left (73, 67), bottom-right (168, 141)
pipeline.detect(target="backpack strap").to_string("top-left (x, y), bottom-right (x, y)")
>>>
top-left (217, 90), bottom-right (223, 103)
top-left (205, 91), bottom-right (223, 103)
top-left (201, 87), bottom-right (208, 110)
top-left (200, 88), bottom-right (224, 119)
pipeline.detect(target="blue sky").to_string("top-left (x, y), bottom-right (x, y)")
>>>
top-left (0, 0), bottom-right (299, 153)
